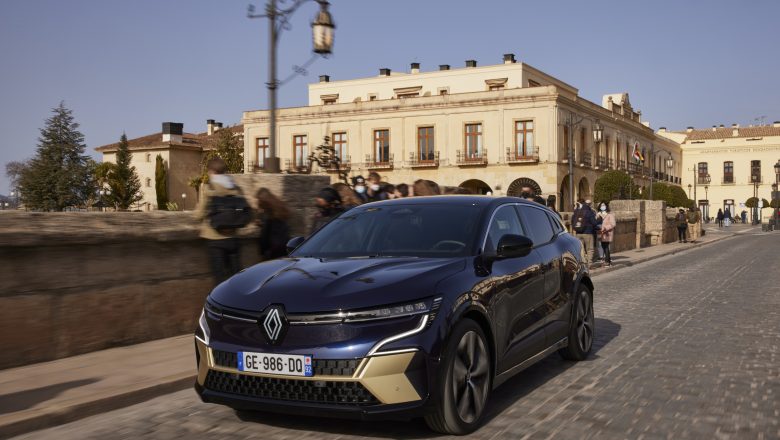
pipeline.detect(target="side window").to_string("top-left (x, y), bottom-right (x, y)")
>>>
top-left (485, 205), bottom-right (525, 251)
top-left (518, 206), bottom-right (555, 246)
top-left (547, 212), bottom-right (564, 234)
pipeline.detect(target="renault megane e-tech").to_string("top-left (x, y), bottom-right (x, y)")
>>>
top-left (194, 196), bottom-right (594, 434)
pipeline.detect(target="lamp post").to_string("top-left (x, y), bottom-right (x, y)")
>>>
top-left (751, 174), bottom-right (760, 225)
top-left (249, 0), bottom-right (335, 174)
top-left (687, 184), bottom-right (692, 198)
top-left (665, 155), bottom-right (674, 185)
top-left (181, 193), bottom-right (187, 211)
top-left (648, 144), bottom-right (655, 200)
top-left (703, 184), bottom-right (709, 222)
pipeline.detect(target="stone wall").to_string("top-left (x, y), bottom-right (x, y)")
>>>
top-left (0, 174), bottom-right (329, 370)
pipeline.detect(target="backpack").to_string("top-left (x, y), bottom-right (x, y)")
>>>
top-left (676, 212), bottom-right (687, 227)
top-left (573, 209), bottom-right (587, 233)
top-left (207, 186), bottom-right (252, 232)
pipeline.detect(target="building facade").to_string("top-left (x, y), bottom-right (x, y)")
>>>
top-left (242, 54), bottom-right (682, 210)
top-left (96, 120), bottom-right (242, 210)
top-left (660, 123), bottom-right (780, 222)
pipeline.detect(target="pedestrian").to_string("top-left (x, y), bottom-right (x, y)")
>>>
top-left (676, 208), bottom-right (688, 243)
top-left (716, 208), bottom-right (724, 228)
top-left (595, 202), bottom-right (609, 261)
top-left (412, 179), bottom-right (439, 196)
top-left (332, 182), bottom-right (362, 209)
top-left (687, 207), bottom-right (700, 242)
top-left (395, 183), bottom-right (409, 198)
top-left (597, 202), bottom-right (616, 267)
top-left (311, 187), bottom-right (344, 235)
top-left (741, 210), bottom-right (747, 224)
top-left (546, 195), bottom-right (561, 218)
top-left (724, 207), bottom-right (732, 227)
top-left (366, 172), bottom-right (388, 202)
top-left (196, 157), bottom-right (247, 285)
top-left (352, 175), bottom-right (368, 203)
top-left (255, 187), bottom-right (290, 261)
top-left (572, 199), bottom-right (597, 266)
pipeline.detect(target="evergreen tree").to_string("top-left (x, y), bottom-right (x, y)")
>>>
top-left (107, 133), bottom-right (143, 210)
top-left (593, 170), bottom-right (640, 204)
top-left (155, 154), bottom-right (169, 210)
top-left (205, 128), bottom-right (244, 174)
top-left (18, 102), bottom-right (93, 211)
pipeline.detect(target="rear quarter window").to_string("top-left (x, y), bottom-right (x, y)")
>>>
top-left (517, 205), bottom-right (555, 246)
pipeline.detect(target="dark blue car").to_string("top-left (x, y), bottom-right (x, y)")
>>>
top-left (194, 196), bottom-right (594, 434)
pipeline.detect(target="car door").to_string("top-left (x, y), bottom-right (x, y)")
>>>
top-left (484, 204), bottom-right (546, 374)
top-left (516, 205), bottom-right (567, 345)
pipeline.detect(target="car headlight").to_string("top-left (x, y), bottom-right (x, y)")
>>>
top-left (195, 309), bottom-right (210, 344)
top-left (289, 297), bottom-right (442, 324)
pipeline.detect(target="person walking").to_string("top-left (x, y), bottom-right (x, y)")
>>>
top-left (716, 208), bottom-right (724, 228)
top-left (687, 207), bottom-right (701, 242)
top-left (741, 210), bottom-right (748, 224)
top-left (255, 187), bottom-right (290, 262)
top-left (724, 207), bottom-right (732, 227)
top-left (196, 157), bottom-right (246, 285)
top-left (676, 208), bottom-right (689, 243)
top-left (595, 202), bottom-right (609, 262)
top-left (572, 199), bottom-right (597, 266)
top-left (332, 182), bottom-right (363, 209)
top-left (598, 202), bottom-right (616, 267)
top-left (311, 187), bottom-right (344, 235)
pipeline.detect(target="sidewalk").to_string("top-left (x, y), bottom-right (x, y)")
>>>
top-left (0, 225), bottom-right (751, 438)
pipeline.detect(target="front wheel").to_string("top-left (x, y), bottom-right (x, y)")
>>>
top-left (559, 285), bottom-right (594, 361)
top-left (425, 319), bottom-right (492, 435)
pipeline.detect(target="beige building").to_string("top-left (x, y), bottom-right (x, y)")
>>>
top-left (242, 54), bottom-right (682, 210)
top-left (659, 123), bottom-right (780, 222)
top-left (96, 120), bottom-right (242, 210)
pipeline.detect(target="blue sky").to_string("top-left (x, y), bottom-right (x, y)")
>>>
top-left (1, 0), bottom-right (778, 194)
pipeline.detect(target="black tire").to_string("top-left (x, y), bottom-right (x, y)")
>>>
top-left (425, 319), bottom-right (492, 435)
top-left (559, 285), bottom-right (594, 361)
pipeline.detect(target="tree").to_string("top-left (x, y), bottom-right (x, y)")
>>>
top-left (745, 197), bottom-right (770, 208)
top-left (667, 185), bottom-right (692, 208)
top-left (5, 161), bottom-right (28, 189)
top-left (105, 133), bottom-right (143, 210)
top-left (18, 102), bottom-right (93, 211)
top-left (650, 182), bottom-right (672, 206)
top-left (593, 170), bottom-right (640, 204)
top-left (770, 198), bottom-right (780, 209)
top-left (204, 127), bottom-right (243, 174)
top-left (155, 154), bottom-right (168, 210)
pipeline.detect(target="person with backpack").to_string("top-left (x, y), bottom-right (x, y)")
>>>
top-left (255, 187), bottom-right (290, 262)
top-left (687, 207), bottom-right (701, 242)
top-left (196, 157), bottom-right (252, 285)
top-left (676, 208), bottom-right (689, 243)
top-left (572, 199), bottom-right (597, 266)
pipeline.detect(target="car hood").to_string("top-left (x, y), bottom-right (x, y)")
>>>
top-left (209, 257), bottom-right (466, 313)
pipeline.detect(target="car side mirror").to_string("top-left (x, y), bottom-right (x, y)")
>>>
top-left (496, 234), bottom-right (533, 259)
top-left (286, 236), bottom-right (305, 255)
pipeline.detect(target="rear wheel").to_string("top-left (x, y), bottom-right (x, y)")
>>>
top-left (425, 319), bottom-right (491, 435)
top-left (559, 285), bottom-right (594, 361)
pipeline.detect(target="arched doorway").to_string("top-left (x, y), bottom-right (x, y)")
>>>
top-left (459, 179), bottom-right (492, 195)
top-left (578, 177), bottom-right (591, 201)
top-left (559, 175), bottom-right (572, 211)
top-left (506, 177), bottom-right (542, 197)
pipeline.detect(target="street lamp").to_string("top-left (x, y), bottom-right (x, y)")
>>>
top-left (687, 184), bottom-right (692, 198)
top-left (181, 193), bottom-right (187, 211)
top-left (751, 174), bottom-right (760, 225)
top-left (249, 0), bottom-right (335, 174)
top-left (665, 155), bottom-right (674, 182)
top-left (703, 184), bottom-right (709, 222)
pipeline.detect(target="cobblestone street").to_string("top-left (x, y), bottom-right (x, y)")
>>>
top-left (15, 230), bottom-right (780, 439)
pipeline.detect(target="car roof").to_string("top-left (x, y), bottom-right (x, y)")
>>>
top-left (359, 195), bottom-right (550, 211)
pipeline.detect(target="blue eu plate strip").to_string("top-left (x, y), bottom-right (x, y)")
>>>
top-left (237, 351), bottom-right (244, 371)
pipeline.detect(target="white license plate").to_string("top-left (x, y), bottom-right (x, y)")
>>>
top-left (237, 351), bottom-right (313, 377)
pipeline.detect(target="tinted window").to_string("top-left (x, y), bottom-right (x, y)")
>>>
top-left (518, 206), bottom-right (555, 245)
top-left (485, 205), bottom-right (525, 252)
top-left (548, 212), bottom-right (564, 234)
top-left (292, 204), bottom-right (481, 258)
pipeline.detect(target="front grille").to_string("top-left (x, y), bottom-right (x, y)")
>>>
top-left (212, 350), bottom-right (359, 376)
top-left (204, 370), bottom-right (379, 405)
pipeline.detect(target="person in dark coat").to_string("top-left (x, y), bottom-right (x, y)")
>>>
top-left (310, 187), bottom-right (344, 235)
top-left (255, 187), bottom-right (290, 261)
top-left (716, 208), bottom-right (724, 228)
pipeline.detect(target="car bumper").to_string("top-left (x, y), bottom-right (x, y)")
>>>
top-left (194, 338), bottom-right (433, 420)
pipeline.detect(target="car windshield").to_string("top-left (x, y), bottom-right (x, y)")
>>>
top-left (292, 204), bottom-right (482, 258)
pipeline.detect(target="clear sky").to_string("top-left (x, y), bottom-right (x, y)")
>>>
top-left (1, 0), bottom-right (779, 195)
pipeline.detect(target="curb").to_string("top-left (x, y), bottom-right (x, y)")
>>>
top-left (590, 231), bottom-right (738, 276)
top-left (0, 373), bottom-right (195, 439)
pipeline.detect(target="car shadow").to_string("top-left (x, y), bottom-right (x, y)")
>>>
top-left (233, 318), bottom-right (621, 438)
top-left (0, 378), bottom-right (100, 414)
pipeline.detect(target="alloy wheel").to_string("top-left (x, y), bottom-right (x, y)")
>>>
top-left (576, 290), bottom-right (594, 353)
top-left (451, 330), bottom-right (490, 423)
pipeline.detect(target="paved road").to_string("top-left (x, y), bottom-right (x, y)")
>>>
top-left (15, 230), bottom-right (779, 439)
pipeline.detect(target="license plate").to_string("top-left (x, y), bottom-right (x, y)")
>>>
top-left (237, 351), bottom-right (313, 377)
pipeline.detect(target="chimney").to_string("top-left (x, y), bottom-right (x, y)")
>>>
top-left (711, 125), bottom-right (717, 132)
top-left (215, 122), bottom-right (223, 133)
top-left (379, 68), bottom-right (391, 76)
top-left (503, 53), bottom-right (516, 64)
top-left (719, 124), bottom-right (724, 128)
top-left (732, 126), bottom-right (739, 137)
top-left (319, 75), bottom-right (330, 82)
top-left (439, 64), bottom-right (450, 71)
top-left (774, 121), bottom-right (780, 128)
top-left (686, 126), bottom-right (694, 133)
top-left (465, 59), bottom-right (477, 68)
top-left (731, 123), bottom-right (739, 128)
top-left (207, 119), bottom-right (215, 136)
top-left (162, 122), bottom-right (183, 143)
top-left (410, 62), bottom-right (420, 74)
top-left (658, 127), bottom-right (667, 132)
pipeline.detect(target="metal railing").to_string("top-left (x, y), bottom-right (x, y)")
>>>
top-left (506, 146), bottom-right (539, 163)
top-left (580, 152), bottom-right (592, 167)
top-left (248, 160), bottom-right (264, 173)
top-left (456, 149), bottom-right (488, 166)
top-left (284, 159), bottom-right (310, 174)
top-left (721, 177), bottom-right (734, 184)
top-left (409, 151), bottom-right (439, 168)
top-left (628, 163), bottom-right (641, 174)
top-left (324, 155), bottom-right (351, 171)
top-left (364, 153), bottom-right (394, 170)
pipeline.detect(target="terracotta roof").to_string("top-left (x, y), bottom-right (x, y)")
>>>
top-left (95, 124), bottom-right (244, 152)
top-left (675, 125), bottom-right (780, 141)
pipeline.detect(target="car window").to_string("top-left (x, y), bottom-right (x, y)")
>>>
top-left (517, 205), bottom-right (555, 246)
top-left (548, 212), bottom-right (564, 234)
top-left (485, 205), bottom-right (525, 252)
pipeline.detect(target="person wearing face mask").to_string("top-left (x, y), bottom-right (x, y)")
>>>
top-left (366, 172), bottom-right (388, 202)
top-left (310, 187), bottom-right (344, 235)
top-left (351, 175), bottom-right (369, 203)
top-left (597, 202), bottom-right (616, 267)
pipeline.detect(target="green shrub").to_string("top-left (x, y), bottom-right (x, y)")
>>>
top-left (594, 170), bottom-right (640, 204)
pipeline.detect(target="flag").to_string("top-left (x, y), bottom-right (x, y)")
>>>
top-left (632, 142), bottom-right (644, 162)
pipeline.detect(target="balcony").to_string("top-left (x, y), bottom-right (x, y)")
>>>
top-left (409, 151), bottom-right (439, 168)
top-left (284, 159), bottom-right (310, 174)
top-left (247, 160), bottom-right (264, 173)
top-left (697, 175), bottom-right (712, 185)
top-left (364, 153), bottom-right (394, 170)
top-left (627, 163), bottom-right (642, 175)
top-left (749, 176), bottom-right (762, 184)
top-left (506, 146), bottom-right (539, 164)
top-left (324, 155), bottom-right (351, 172)
top-left (721, 177), bottom-right (734, 185)
top-left (456, 149), bottom-right (488, 166)
top-left (579, 152), bottom-right (592, 168)
top-left (617, 161), bottom-right (627, 171)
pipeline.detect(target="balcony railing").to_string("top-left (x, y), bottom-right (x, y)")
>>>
top-left (506, 146), bottom-right (539, 164)
top-left (596, 157), bottom-right (608, 170)
top-left (580, 152), bottom-right (592, 167)
top-left (322, 155), bottom-right (351, 172)
top-left (409, 151), bottom-right (439, 168)
top-left (456, 149), bottom-right (488, 166)
top-left (643, 167), bottom-right (652, 177)
top-left (247, 160), bottom-right (264, 173)
top-left (697, 176), bottom-right (712, 185)
top-left (721, 177), bottom-right (734, 184)
top-left (284, 159), bottom-right (310, 174)
top-left (365, 153), bottom-right (394, 170)
top-left (749, 176), bottom-right (762, 184)
top-left (627, 163), bottom-right (642, 175)
top-left (617, 161), bottom-right (627, 171)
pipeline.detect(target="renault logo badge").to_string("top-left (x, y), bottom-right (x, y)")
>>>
top-left (261, 305), bottom-right (287, 344)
